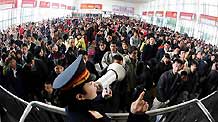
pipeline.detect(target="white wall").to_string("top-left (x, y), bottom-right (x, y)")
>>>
top-left (138, 0), bottom-right (218, 45)
top-left (71, 0), bottom-right (141, 16)
top-left (0, 0), bottom-right (142, 30)
top-left (0, 0), bottom-right (74, 30)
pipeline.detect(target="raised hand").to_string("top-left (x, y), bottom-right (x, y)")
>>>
top-left (130, 91), bottom-right (149, 114)
top-left (102, 88), bottom-right (112, 99)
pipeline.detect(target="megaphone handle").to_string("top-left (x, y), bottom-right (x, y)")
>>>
top-left (104, 86), bottom-right (112, 99)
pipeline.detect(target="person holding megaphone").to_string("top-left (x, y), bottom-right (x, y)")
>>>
top-left (53, 55), bottom-right (149, 122)
top-left (95, 54), bottom-right (126, 112)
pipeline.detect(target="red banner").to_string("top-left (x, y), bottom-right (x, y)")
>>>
top-left (200, 14), bottom-right (217, 21)
top-left (200, 14), bottom-right (218, 26)
top-left (80, 3), bottom-right (102, 9)
top-left (60, 4), bottom-right (66, 9)
top-left (67, 6), bottom-right (72, 10)
top-left (148, 11), bottom-right (154, 16)
top-left (51, 3), bottom-right (59, 9)
top-left (155, 11), bottom-right (164, 17)
top-left (166, 11), bottom-right (177, 18)
top-left (0, 0), bottom-right (17, 9)
top-left (180, 12), bottom-right (196, 21)
top-left (0, 0), bottom-right (15, 4)
top-left (21, 0), bottom-right (36, 8)
top-left (142, 11), bottom-right (147, 16)
top-left (39, 1), bottom-right (50, 8)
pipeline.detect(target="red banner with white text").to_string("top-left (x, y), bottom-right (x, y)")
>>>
top-left (80, 3), bottom-right (102, 9)
top-left (148, 11), bottom-right (154, 16)
top-left (166, 11), bottom-right (177, 18)
top-left (51, 3), bottom-right (59, 9)
top-left (156, 11), bottom-right (164, 17)
top-left (21, 0), bottom-right (36, 8)
top-left (180, 12), bottom-right (196, 21)
top-left (200, 14), bottom-right (218, 26)
top-left (39, 1), bottom-right (50, 8)
top-left (142, 11), bottom-right (147, 16)
top-left (0, 0), bottom-right (17, 10)
top-left (67, 6), bottom-right (72, 10)
top-left (60, 4), bottom-right (66, 9)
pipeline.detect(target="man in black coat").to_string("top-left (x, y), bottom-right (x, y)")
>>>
top-left (65, 37), bottom-right (78, 66)
top-left (141, 36), bottom-right (158, 62)
top-left (86, 24), bottom-right (94, 43)
top-left (26, 35), bottom-right (36, 54)
top-left (20, 52), bottom-right (48, 101)
top-left (153, 53), bottom-right (172, 86)
top-left (183, 60), bottom-right (200, 99)
top-left (4, 57), bottom-right (25, 98)
top-left (200, 62), bottom-right (218, 98)
top-left (154, 58), bottom-right (184, 108)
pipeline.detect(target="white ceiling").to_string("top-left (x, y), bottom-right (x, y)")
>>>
top-left (115, 0), bottom-right (154, 3)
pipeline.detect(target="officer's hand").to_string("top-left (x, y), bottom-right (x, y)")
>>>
top-left (102, 88), bottom-right (112, 99)
top-left (130, 91), bottom-right (149, 114)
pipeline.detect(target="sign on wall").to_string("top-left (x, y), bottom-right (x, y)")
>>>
top-left (60, 4), bottom-right (66, 9)
top-left (80, 3), bottom-right (102, 9)
top-left (21, 0), bottom-right (36, 8)
top-left (148, 11), bottom-right (154, 16)
top-left (142, 11), bottom-right (147, 16)
top-left (180, 12), bottom-right (196, 21)
top-left (51, 3), bottom-right (59, 9)
top-left (166, 11), bottom-right (177, 18)
top-left (0, 0), bottom-right (17, 10)
top-left (112, 5), bottom-right (134, 15)
top-left (39, 1), bottom-right (50, 8)
top-left (200, 14), bottom-right (218, 26)
top-left (155, 11), bottom-right (164, 17)
top-left (67, 6), bottom-right (73, 10)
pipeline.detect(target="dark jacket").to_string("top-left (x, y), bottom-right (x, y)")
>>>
top-left (184, 71), bottom-right (200, 96)
top-left (20, 59), bottom-right (48, 101)
top-left (86, 61), bottom-right (99, 79)
top-left (58, 43), bottom-right (66, 54)
top-left (141, 44), bottom-right (158, 62)
top-left (206, 70), bottom-right (218, 93)
top-left (5, 65), bottom-right (25, 98)
top-left (47, 52), bottom-right (66, 70)
top-left (65, 47), bottom-right (78, 66)
top-left (156, 48), bottom-right (165, 61)
top-left (153, 61), bottom-right (172, 85)
top-left (200, 70), bottom-right (218, 98)
top-left (93, 49), bottom-right (107, 70)
top-left (197, 59), bottom-right (208, 77)
top-left (28, 42), bottom-right (36, 54)
top-left (157, 70), bottom-right (182, 104)
top-left (127, 113), bottom-right (150, 122)
top-left (66, 95), bottom-right (110, 122)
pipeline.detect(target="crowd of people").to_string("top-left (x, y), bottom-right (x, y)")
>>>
top-left (0, 15), bottom-right (218, 121)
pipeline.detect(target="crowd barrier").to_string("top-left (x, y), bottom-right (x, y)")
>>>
top-left (0, 85), bottom-right (217, 122)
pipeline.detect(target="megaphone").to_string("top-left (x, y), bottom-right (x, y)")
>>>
top-left (96, 63), bottom-right (126, 90)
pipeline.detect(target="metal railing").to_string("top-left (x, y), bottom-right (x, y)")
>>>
top-left (0, 85), bottom-right (28, 105)
top-left (18, 91), bottom-right (216, 122)
top-left (0, 85), bottom-right (216, 122)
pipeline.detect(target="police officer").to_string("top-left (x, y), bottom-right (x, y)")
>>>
top-left (53, 55), bottom-right (111, 122)
top-left (53, 55), bottom-right (149, 122)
